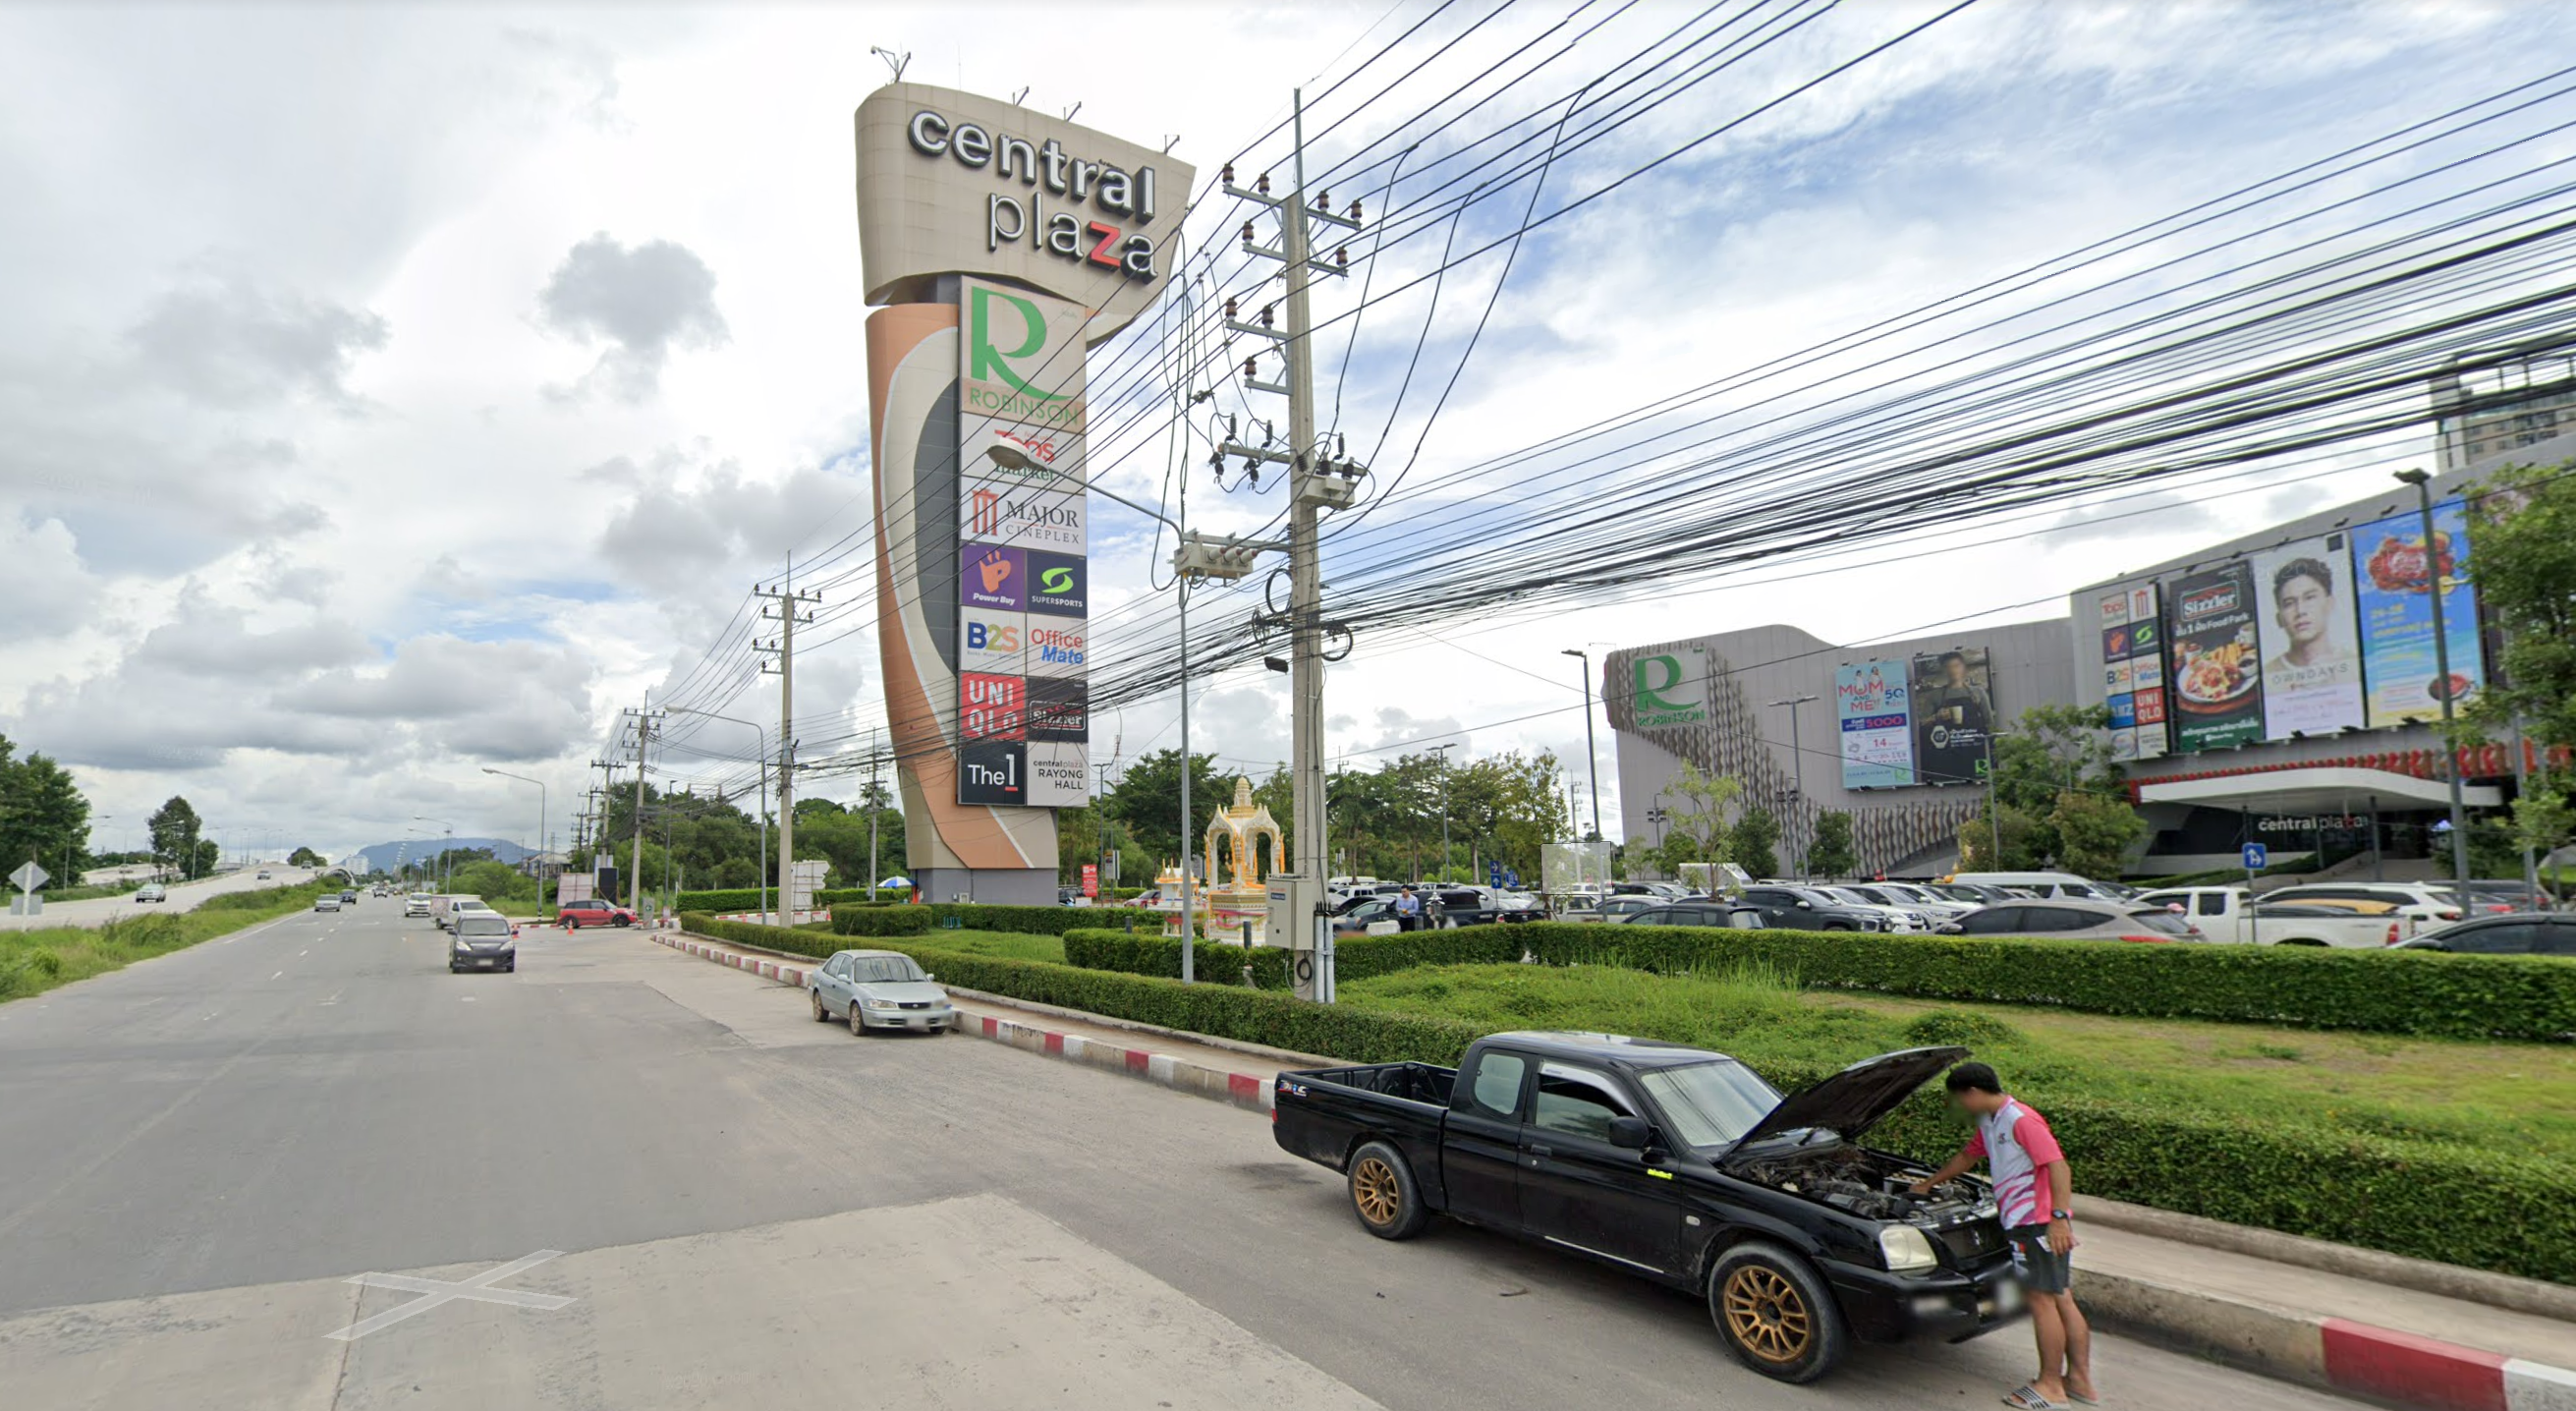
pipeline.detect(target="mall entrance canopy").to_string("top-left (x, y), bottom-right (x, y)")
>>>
top-left (2136, 765), bottom-right (2501, 815)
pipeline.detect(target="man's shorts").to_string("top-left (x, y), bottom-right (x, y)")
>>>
top-left (2005, 1223), bottom-right (2072, 1294)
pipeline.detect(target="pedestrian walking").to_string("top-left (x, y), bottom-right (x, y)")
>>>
top-left (1911, 1062), bottom-right (2095, 1410)
top-left (1393, 885), bottom-right (1421, 931)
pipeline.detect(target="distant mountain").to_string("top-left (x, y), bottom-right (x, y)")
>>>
top-left (346, 837), bottom-right (533, 875)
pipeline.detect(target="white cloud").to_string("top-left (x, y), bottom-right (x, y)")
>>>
top-left (537, 233), bottom-right (728, 401)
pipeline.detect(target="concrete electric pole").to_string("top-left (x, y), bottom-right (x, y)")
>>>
top-left (756, 570), bottom-right (820, 918)
top-left (627, 702), bottom-right (661, 913)
top-left (1220, 88), bottom-right (1363, 1000)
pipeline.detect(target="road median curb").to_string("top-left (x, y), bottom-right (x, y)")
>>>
top-left (656, 931), bottom-right (1274, 1113)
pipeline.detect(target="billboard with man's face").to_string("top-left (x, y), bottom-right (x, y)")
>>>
top-left (2251, 534), bottom-right (2364, 739)
top-left (1908, 649), bottom-right (1994, 786)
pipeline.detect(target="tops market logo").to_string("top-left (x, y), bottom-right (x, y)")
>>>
top-left (906, 108), bottom-right (1165, 283)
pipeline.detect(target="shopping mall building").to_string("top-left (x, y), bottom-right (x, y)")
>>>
top-left (1605, 384), bottom-right (2576, 879)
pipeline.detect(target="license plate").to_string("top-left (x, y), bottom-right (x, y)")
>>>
top-left (1993, 1279), bottom-right (2025, 1316)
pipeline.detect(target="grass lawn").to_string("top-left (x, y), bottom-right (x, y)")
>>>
top-left (1339, 962), bottom-right (2576, 1162)
top-left (918, 930), bottom-right (1067, 964)
top-left (0, 881), bottom-right (334, 1003)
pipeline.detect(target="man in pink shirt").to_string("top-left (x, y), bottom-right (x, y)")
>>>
top-left (1912, 1062), bottom-right (2096, 1409)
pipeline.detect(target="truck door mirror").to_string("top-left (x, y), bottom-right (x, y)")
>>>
top-left (1607, 1115), bottom-right (1652, 1150)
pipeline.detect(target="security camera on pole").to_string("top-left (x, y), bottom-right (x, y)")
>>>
top-left (1223, 89), bottom-right (1366, 1002)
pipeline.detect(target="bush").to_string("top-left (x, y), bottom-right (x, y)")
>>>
top-left (1901, 1009), bottom-right (2025, 1048)
top-left (829, 906), bottom-right (934, 937)
top-left (1384, 923), bottom-right (2576, 1044)
top-left (1063, 928), bottom-right (1293, 988)
top-left (925, 902), bottom-right (1163, 935)
top-left (682, 914), bottom-right (840, 960)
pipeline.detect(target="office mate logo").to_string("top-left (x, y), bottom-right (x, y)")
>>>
top-left (1026, 551), bottom-right (1087, 616)
top-left (1629, 653), bottom-right (1708, 728)
top-left (964, 285), bottom-right (1084, 429)
top-left (1029, 623), bottom-right (1086, 671)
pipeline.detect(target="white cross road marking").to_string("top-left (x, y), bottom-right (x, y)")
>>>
top-left (323, 1250), bottom-right (575, 1341)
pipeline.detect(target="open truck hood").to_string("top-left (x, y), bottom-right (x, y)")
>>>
top-left (1728, 1045), bottom-right (1966, 1153)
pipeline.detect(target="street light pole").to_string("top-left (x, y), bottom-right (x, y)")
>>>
top-left (2395, 468), bottom-right (2473, 892)
top-left (414, 817), bottom-right (453, 891)
top-left (480, 769), bottom-right (547, 914)
top-left (1561, 649), bottom-right (1602, 842)
top-left (1766, 695), bottom-right (1820, 879)
top-left (1428, 743), bottom-right (1452, 883)
top-left (668, 707), bottom-right (767, 924)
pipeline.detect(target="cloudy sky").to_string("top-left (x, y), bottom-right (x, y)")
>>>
top-left (0, 0), bottom-right (2564, 863)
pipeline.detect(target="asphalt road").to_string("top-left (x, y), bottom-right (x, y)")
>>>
top-left (0, 901), bottom-right (2375, 1411)
top-left (0, 865), bottom-right (321, 931)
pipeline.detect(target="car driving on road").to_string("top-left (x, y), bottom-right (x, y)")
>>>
top-left (403, 892), bottom-right (431, 918)
top-left (136, 882), bottom-right (167, 903)
top-left (807, 949), bottom-right (956, 1035)
top-left (448, 912), bottom-right (519, 973)
top-left (313, 894), bottom-right (341, 913)
top-left (1272, 1035), bottom-right (2016, 1383)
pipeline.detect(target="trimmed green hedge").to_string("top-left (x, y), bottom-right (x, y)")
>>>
top-left (825, 902), bottom-right (1162, 936)
top-left (1064, 926), bottom-right (1526, 987)
top-left (830, 906), bottom-right (935, 937)
top-left (675, 912), bottom-right (2573, 1280)
top-left (674, 885), bottom-right (908, 913)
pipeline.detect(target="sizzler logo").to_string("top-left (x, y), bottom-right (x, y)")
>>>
top-left (2181, 584), bottom-right (2240, 620)
top-left (906, 108), bottom-right (1163, 283)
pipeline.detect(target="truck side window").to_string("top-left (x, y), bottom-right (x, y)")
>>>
top-left (2198, 893), bottom-right (2228, 916)
top-left (1533, 1064), bottom-right (1631, 1142)
top-left (1465, 1051), bottom-right (1528, 1119)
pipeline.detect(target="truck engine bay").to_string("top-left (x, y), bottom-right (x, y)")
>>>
top-left (1737, 1148), bottom-right (1993, 1228)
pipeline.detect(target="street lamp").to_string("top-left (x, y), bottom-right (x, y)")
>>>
top-left (1561, 649), bottom-right (1603, 842)
top-left (414, 817), bottom-right (453, 891)
top-left (2394, 468), bottom-right (2472, 893)
top-left (668, 706), bottom-right (769, 924)
top-left (1428, 743), bottom-right (1453, 884)
top-left (480, 769), bottom-right (548, 913)
top-left (1766, 695), bottom-right (1820, 879)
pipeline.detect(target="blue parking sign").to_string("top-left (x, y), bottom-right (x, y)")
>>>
top-left (2241, 842), bottom-right (2268, 871)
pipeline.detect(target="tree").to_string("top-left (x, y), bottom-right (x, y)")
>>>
top-left (288, 846), bottom-right (325, 868)
top-left (2050, 790), bottom-right (2148, 879)
top-left (1102, 749), bottom-right (1230, 865)
top-left (0, 735), bottom-right (90, 888)
top-left (2464, 459), bottom-right (2576, 858)
top-left (147, 796), bottom-right (205, 880)
top-left (1730, 807), bottom-right (1781, 880)
top-left (1959, 703), bottom-right (2146, 878)
top-left (1807, 811), bottom-right (1857, 880)
top-left (1644, 761), bottom-right (1740, 878)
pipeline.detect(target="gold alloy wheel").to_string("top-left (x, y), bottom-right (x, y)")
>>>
top-left (1721, 1265), bottom-right (1814, 1364)
top-left (1351, 1156), bottom-right (1402, 1227)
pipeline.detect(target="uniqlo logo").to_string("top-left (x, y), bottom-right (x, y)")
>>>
top-left (961, 673), bottom-right (1026, 741)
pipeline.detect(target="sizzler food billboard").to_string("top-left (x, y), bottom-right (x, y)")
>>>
top-left (2164, 560), bottom-right (2265, 752)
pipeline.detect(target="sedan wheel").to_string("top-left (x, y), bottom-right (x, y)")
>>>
top-left (848, 1001), bottom-right (867, 1037)
top-left (812, 990), bottom-right (830, 1023)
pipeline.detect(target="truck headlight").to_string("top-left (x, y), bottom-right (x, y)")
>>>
top-left (1878, 1223), bottom-right (1939, 1273)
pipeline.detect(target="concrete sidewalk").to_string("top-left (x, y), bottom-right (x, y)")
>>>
top-left (658, 928), bottom-right (2576, 1411)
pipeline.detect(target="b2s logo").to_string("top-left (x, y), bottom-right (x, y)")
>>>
top-left (965, 620), bottom-right (1021, 653)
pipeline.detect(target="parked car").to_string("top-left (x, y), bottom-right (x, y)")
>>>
top-left (1926, 881), bottom-right (2026, 906)
top-left (2259, 883), bottom-right (2463, 928)
top-left (1816, 886), bottom-right (1932, 932)
top-left (1596, 895), bottom-right (1664, 922)
top-left (2132, 885), bottom-right (2405, 947)
top-left (313, 894), bottom-right (342, 913)
top-left (447, 912), bottom-right (519, 973)
top-left (2396, 914), bottom-right (2576, 956)
top-left (555, 897), bottom-right (637, 929)
top-left (1271, 1034), bottom-right (2018, 1382)
top-left (1944, 871), bottom-right (2125, 901)
top-left (136, 883), bottom-right (167, 903)
top-left (1735, 885), bottom-right (1887, 932)
top-left (807, 949), bottom-right (956, 1034)
top-left (1333, 896), bottom-right (1405, 936)
top-left (1613, 901), bottom-right (1766, 929)
top-left (2438, 880), bottom-right (2554, 915)
top-left (1940, 899), bottom-right (2197, 942)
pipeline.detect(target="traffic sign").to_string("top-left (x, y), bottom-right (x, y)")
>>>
top-left (2241, 842), bottom-right (2268, 871)
top-left (1486, 862), bottom-right (1503, 887)
top-left (9, 861), bottom-right (48, 892)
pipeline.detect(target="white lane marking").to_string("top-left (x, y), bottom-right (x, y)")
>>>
top-left (270, 971), bottom-right (284, 980)
top-left (461, 995), bottom-right (476, 1002)
top-left (300, 950), bottom-right (308, 957)
top-left (322, 1250), bottom-right (575, 1341)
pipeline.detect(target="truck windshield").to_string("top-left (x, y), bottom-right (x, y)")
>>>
top-left (1636, 1060), bottom-right (1783, 1149)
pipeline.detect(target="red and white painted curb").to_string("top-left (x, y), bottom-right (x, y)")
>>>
top-left (2319, 1319), bottom-right (2576, 1411)
top-left (650, 931), bottom-right (1275, 1113)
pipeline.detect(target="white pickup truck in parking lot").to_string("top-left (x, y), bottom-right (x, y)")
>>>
top-left (2133, 885), bottom-right (2413, 947)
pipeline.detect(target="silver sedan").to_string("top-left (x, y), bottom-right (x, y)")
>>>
top-left (807, 949), bottom-right (956, 1035)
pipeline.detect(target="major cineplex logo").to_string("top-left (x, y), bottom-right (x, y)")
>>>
top-left (905, 108), bottom-right (1166, 281)
top-left (963, 479), bottom-right (1086, 552)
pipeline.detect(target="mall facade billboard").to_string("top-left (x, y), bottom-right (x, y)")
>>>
top-left (858, 84), bottom-right (1193, 902)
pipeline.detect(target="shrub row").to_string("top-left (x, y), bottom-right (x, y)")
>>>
top-left (823, 902), bottom-right (1162, 937)
top-left (681, 913), bottom-right (840, 960)
top-left (1065, 922), bottom-right (2576, 1043)
top-left (673, 913), bottom-right (2574, 1280)
top-left (830, 907), bottom-right (935, 937)
top-left (1065, 926), bottom-right (1526, 988)
top-left (673, 886), bottom-right (905, 913)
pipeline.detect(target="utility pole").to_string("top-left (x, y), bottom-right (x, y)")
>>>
top-left (1563, 649), bottom-right (1602, 841)
top-left (868, 725), bottom-right (882, 898)
top-left (756, 567), bottom-right (820, 917)
top-left (2394, 468), bottom-right (2472, 893)
top-left (1223, 89), bottom-right (1361, 1000)
top-left (627, 703), bottom-right (661, 914)
top-left (1766, 695), bottom-right (1820, 878)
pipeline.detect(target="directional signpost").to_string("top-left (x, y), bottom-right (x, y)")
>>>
top-left (9, 860), bottom-right (49, 918)
top-left (2241, 842), bottom-right (2268, 947)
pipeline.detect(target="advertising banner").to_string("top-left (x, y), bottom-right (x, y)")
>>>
top-left (2129, 582), bottom-right (2168, 761)
top-left (956, 277), bottom-right (1091, 808)
top-left (2165, 560), bottom-right (2265, 752)
top-left (2250, 534), bottom-right (2365, 739)
top-left (2351, 498), bottom-right (2484, 726)
top-left (1834, 660), bottom-right (1914, 789)
top-left (1908, 649), bottom-right (1995, 786)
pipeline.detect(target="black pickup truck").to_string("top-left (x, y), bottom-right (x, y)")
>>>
top-left (1272, 1033), bottom-right (2018, 1383)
